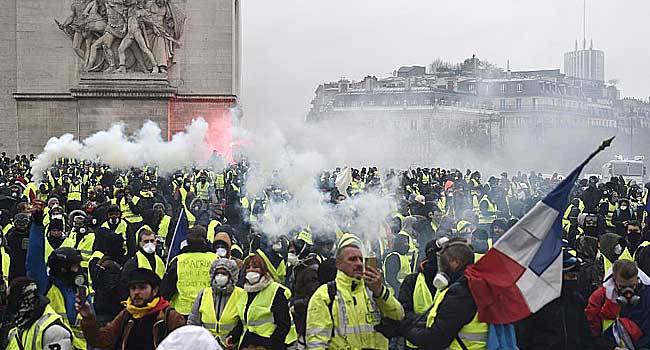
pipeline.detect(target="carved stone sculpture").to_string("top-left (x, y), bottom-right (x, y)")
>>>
top-left (56, 0), bottom-right (185, 74)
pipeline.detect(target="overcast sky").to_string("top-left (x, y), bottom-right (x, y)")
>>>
top-left (241, 0), bottom-right (650, 127)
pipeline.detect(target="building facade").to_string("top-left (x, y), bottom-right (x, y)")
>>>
top-left (564, 41), bottom-right (605, 82)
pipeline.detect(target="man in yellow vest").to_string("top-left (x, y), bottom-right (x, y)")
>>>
top-left (384, 233), bottom-right (412, 295)
top-left (187, 258), bottom-right (244, 347)
top-left (377, 238), bottom-right (487, 350)
top-left (306, 233), bottom-right (404, 349)
top-left (161, 226), bottom-right (216, 316)
top-left (6, 277), bottom-right (74, 350)
top-left (121, 228), bottom-right (166, 296)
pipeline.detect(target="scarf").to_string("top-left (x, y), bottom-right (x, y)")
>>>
top-left (244, 275), bottom-right (272, 293)
top-left (51, 277), bottom-right (78, 325)
top-left (122, 296), bottom-right (170, 319)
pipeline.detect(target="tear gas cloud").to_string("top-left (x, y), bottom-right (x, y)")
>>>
top-left (31, 118), bottom-right (210, 181)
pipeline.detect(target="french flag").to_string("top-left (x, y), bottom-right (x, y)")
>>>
top-left (465, 138), bottom-right (613, 324)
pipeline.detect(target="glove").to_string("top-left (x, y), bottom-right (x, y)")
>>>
top-left (374, 318), bottom-right (405, 339)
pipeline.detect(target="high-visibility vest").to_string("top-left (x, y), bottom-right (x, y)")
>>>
top-left (62, 232), bottom-right (95, 268)
top-left (427, 287), bottom-right (488, 349)
top-left (256, 249), bottom-right (286, 284)
top-left (603, 248), bottom-right (633, 275)
top-left (196, 182), bottom-right (210, 200)
top-left (120, 196), bottom-right (142, 223)
top-left (158, 215), bottom-right (171, 239)
top-left (101, 220), bottom-right (128, 238)
top-left (47, 285), bottom-right (87, 349)
top-left (407, 273), bottom-right (435, 348)
top-left (171, 252), bottom-right (216, 315)
top-left (478, 196), bottom-right (497, 225)
top-left (207, 220), bottom-right (221, 243)
top-left (136, 251), bottom-right (166, 279)
top-left (214, 173), bottom-right (225, 190)
top-left (6, 305), bottom-right (72, 350)
top-left (1, 246), bottom-right (10, 278)
top-left (383, 252), bottom-right (411, 286)
top-left (198, 286), bottom-right (245, 338)
top-left (68, 183), bottom-right (82, 202)
top-left (237, 281), bottom-right (298, 346)
top-left (634, 241), bottom-right (650, 259)
top-left (604, 201), bottom-right (617, 228)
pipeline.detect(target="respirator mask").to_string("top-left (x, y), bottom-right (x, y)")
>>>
top-left (615, 280), bottom-right (642, 306)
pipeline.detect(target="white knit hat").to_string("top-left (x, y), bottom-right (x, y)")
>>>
top-left (157, 326), bottom-right (222, 350)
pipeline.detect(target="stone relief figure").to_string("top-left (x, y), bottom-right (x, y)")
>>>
top-left (56, 0), bottom-right (185, 74)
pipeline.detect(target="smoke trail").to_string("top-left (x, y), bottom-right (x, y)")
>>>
top-left (31, 118), bottom-right (209, 181)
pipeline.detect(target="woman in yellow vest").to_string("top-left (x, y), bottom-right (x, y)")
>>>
top-left (187, 258), bottom-right (245, 348)
top-left (232, 254), bottom-right (297, 350)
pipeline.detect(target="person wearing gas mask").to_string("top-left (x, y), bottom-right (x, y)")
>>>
top-left (121, 228), bottom-right (166, 300)
top-left (43, 203), bottom-right (65, 230)
top-left (285, 233), bottom-right (320, 346)
top-left (397, 239), bottom-right (444, 350)
top-left (64, 210), bottom-right (95, 270)
top-left (161, 226), bottom-right (215, 316)
top-left (586, 259), bottom-right (650, 349)
top-left (376, 238), bottom-right (487, 350)
top-left (188, 258), bottom-right (244, 348)
top-left (44, 218), bottom-right (67, 263)
top-left (515, 247), bottom-right (595, 350)
top-left (612, 198), bottom-right (636, 236)
top-left (4, 277), bottom-right (74, 350)
top-left (5, 212), bottom-right (31, 280)
top-left (384, 233), bottom-right (412, 296)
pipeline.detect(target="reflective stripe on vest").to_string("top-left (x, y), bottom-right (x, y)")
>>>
top-left (238, 281), bottom-right (298, 345)
top-left (171, 252), bottom-right (215, 314)
top-left (199, 287), bottom-right (245, 337)
top-left (6, 305), bottom-right (70, 350)
top-left (68, 183), bottom-right (82, 201)
top-left (427, 287), bottom-right (488, 350)
top-left (196, 182), bottom-right (210, 200)
top-left (136, 251), bottom-right (166, 279)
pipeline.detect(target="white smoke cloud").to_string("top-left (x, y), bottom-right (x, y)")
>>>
top-left (31, 118), bottom-right (209, 181)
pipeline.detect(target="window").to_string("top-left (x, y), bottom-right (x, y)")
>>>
top-left (337, 100), bottom-right (344, 107)
top-left (516, 98), bottom-right (522, 109)
top-left (424, 99), bottom-right (431, 105)
top-left (532, 98), bottom-right (537, 110)
top-left (501, 83), bottom-right (506, 93)
top-left (517, 83), bottom-right (523, 92)
top-left (368, 100), bottom-right (375, 106)
top-left (394, 99), bottom-right (401, 105)
top-left (410, 120), bottom-right (417, 131)
top-left (500, 99), bottom-right (506, 110)
top-left (469, 84), bottom-right (475, 91)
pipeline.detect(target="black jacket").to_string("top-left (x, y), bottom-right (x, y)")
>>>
top-left (5, 227), bottom-right (29, 281)
top-left (404, 274), bottom-right (476, 349)
top-left (398, 270), bottom-right (436, 317)
top-left (515, 285), bottom-right (594, 350)
top-left (89, 255), bottom-right (123, 322)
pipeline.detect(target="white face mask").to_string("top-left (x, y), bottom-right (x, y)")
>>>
top-left (287, 252), bottom-right (299, 266)
top-left (246, 271), bottom-right (261, 284)
top-left (614, 244), bottom-right (623, 255)
top-left (142, 242), bottom-right (156, 254)
top-left (216, 248), bottom-right (228, 258)
top-left (433, 272), bottom-right (449, 289)
top-left (272, 243), bottom-right (282, 252)
top-left (213, 274), bottom-right (229, 287)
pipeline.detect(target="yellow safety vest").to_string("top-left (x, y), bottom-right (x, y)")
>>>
top-left (478, 196), bottom-right (497, 225)
top-left (101, 220), bottom-right (128, 238)
top-left (2, 246), bottom-right (10, 278)
top-left (120, 196), bottom-right (142, 223)
top-left (62, 232), bottom-right (95, 268)
top-left (605, 201), bottom-right (617, 228)
top-left (407, 273), bottom-right (435, 349)
top-left (214, 174), bottom-right (225, 190)
top-left (383, 252), bottom-right (411, 285)
top-left (196, 182), bottom-right (210, 200)
top-left (136, 251), bottom-right (166, 279)
top-left (6, 305), bottom-right (72, 350)
top-left (427, 287), bottom-right (487, 350)
top-left (47, 285), bottom-right (87, 349)
top-left (171, 252), bottom-right (216, 315)
top-left (603, 248), bottom-right (633, 275)
top-left (68, 183), bottom-right (82, 202)
top-left (207, 220), bottom-right (222, 243)
top-left (237, 281), bottom-right (298, 346)
top-left (198, 286), bottom-right (245, 338)
top-left (256, 249), bottom-right (287, 284)
top-left (158, 215), bottom-right (171, 239)
top-left (634, 241), bottom-right (650, 259)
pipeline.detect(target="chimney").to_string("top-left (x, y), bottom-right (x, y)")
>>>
top-left (447, 80), bottom-right (454, 92)
top-left (405, 77), bottom-right (412, 91)
top-left (338, 79), bottom-right (349, 93)
top-left (364, 76), bottom-right (376, 92)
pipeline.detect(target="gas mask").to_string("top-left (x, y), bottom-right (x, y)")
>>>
top-left (287, 252), bottom-right (299, 266)
top-left (109, 217), bottom-right (120, 225)
top-left (433, 254), bottom-right (451, 290)
top-left (616, 281), bottom-right (641, 306)
top-left (272, 242), bottom-right (282, 253)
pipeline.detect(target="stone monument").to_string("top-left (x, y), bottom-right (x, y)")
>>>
top-left (0, 0), bottom-right (241, 154)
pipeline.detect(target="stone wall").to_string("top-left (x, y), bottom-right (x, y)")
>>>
top-left (0, 0), bottom-right (17, 152)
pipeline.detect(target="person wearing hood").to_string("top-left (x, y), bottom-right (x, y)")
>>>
top-left (121, 228), bottom-right (166, 298)
top-left (161, 226), bottom-right (216, 316)
top-left (376, 238), bottom-right (486, 350)
top-left (5, 277), bottom-right (74, 350)
top-left (576, 235), bottom-right (605, 300)
top-left (100, 204), bottom-right (128, 239)
top-left (251, 233), bottom-right (288, 284)
top-left (515, 247), bottom-right (595, 350)
top-left (89, 227), bottom-right (126, 325)
top-left (188, 258), bottom-right (244, 348)
top-left (600, 232), bottom-right (633, 277)
top-left (490, 218), bottom-right (508, 243)
top-left (78, 268), bottom-right (186, 349)
top-left (230, 254), bottom-right (297, 350)
top-left (397, 239), bottom-right (445, 350)
top-left (286, 232), bottom-right (320, 346)
top-left (612, 198), bottom-right (636, 236)
top-left (44, 218), bottom-right (66, 262)
top-left (62, 211), bottom-right (95, 270)
top-left (5, 212), bottom-right (31, 280)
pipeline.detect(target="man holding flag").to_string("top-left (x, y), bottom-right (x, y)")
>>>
top-left (161, 209), bottom-right (216, 317)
